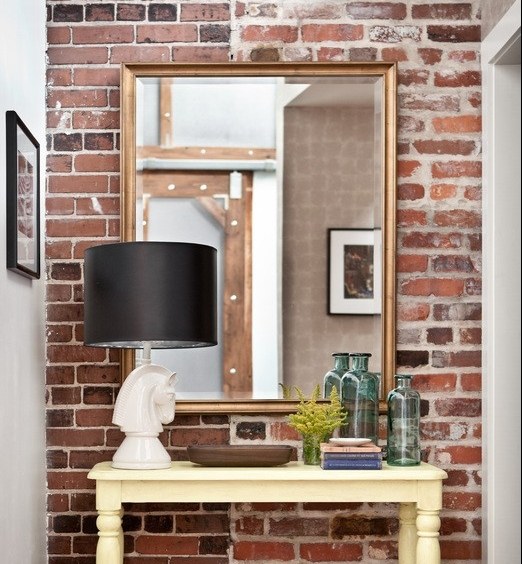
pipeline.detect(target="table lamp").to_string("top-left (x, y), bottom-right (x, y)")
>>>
top-left (83, 241), bottom-right (217, 469)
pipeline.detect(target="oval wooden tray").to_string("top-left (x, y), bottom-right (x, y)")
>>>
top-left (187, 445), bottom-right (293, 467)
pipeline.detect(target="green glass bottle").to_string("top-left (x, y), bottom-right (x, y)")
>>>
top-left (340, 353), bottom-right (379, 445)
top-left (323, 352), bottom-right (350, 399)
top-left (387, 374), bottom-right (421, 466)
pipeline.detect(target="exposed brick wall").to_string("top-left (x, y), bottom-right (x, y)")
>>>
top-left (46, 1), bottom-right (482, 562)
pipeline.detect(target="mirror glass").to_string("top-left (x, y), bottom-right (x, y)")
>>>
top-left (121, 63), bottom-right (396, 412)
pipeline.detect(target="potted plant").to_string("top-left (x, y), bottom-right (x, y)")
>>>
top-left (287, 385), bottom-right (346, 465)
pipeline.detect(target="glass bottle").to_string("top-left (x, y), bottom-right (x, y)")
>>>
top-left (323, 352), bottom-right (350, 399)
top-left (387, 374), bottom-right (421, 466)
top-left (340, 353), bottom-right (379, 445)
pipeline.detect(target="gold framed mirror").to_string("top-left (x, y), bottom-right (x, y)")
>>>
top-left (120, 62), bottom-right (397, 414)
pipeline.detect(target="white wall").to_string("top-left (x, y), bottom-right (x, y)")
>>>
top-left (0, 2), bottom-right (47, 562)
top-left (482, 1), bottom-right (521, 561)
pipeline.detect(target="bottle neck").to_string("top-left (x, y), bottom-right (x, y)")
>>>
top-left (395, 375), bottom-right (412, 388)
top-left (350, 355), bottom-right (369, 371)
top-left (333, 355), bottom-right (350, 372)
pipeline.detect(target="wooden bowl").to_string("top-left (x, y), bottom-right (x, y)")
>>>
top-left (187, 445), bottom-right (293, 467)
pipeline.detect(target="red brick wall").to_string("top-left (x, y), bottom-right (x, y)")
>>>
top-left (46, 1), bottom-right (482, 562)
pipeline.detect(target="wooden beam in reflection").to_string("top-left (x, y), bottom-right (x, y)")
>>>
top-left (138, 170), bottom-right (230, 197)
top-left (137, 145), bottom-right (275, 161)
top-left (159, 78), bottom-right (173, 146)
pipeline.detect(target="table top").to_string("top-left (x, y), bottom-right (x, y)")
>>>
top-left (88, 461), bottom-right (447, 482)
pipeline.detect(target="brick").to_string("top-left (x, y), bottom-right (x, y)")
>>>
top-left (331, 516), bottom-right (397, 538)
top-left (73, 25), bottom-right (133, 44)
top-left (413, 373), bottom-right (457, 392)
top-left (47, 428), bottom-right (105, 447)
top-left (284, 4), bottom-right (343, 19)
top-left (77, 365), bottom-right (120, 384)
top-left (47, 155), bottom-right (73, 172)
top-left (418, 47), bottom-right (442, 65)
top-left (397, 303), bottom-right (430, 321)
top-left (432, 161), bottom-right (481, 179)
top-left (48, 89), bottom-right (108, 109)
top-left (148, 3), bottom-right (178, 21)
top-left (428, 25), bottom-right (481, 42)
top-left (47, 47), bottom-right (109, 65)
top-left (400, 278), bottom-right (464, 297)
top-left (433, 302), bottom-right (481, 321)
top-left (300, 542), bottom-right (363, 561)
top-left (83, 386), bottom-right (114, 405)
top-left (250, 47), bottom-right (280, 62)
top-left (74, 68), bottom-right (120, 87)
top-left (434, 70), bottom-right (481, 87)
top-left (427, 327), bottom-right (453, 345)
top-left (47, 450), bottom-right (69, 469)
top-left (397, 254), bottom-right (428, 272)
top-left (47, 493), bottom-right (70, 512)
top-left (47, 197), bottom-right (75, 215)
top-left (75, 408), bottom-right (114, 427)
top-left (200, 24), bottom-right (231, 43)
top-left (171, 428), bottom-right (229, 446)
top-left (433, 350), bottom-right (481, 368)
top-left (135, 536), bottom-right (198, 555)
top-left (234, 541), bottom-right (295, 561)
top-left (381, 47), bottom-right (408, 61)
top-left (48, 26), bottom-right (71, 44)
top-left (398, 115), bottom-right (425, 132)
top-left (47, 284), bottom-right (72, 302)
top-left (74, 154), bottom-right (119, 172)
top-left (85, 4), bottom-right (115, 21)
top-left (54, 515), bottom-right (81, 533)
top-left (397, 209), bottom-right (427, 227)
top-left (110, 45), bottom-right (171, 64)
top-left (47, 325), bottom-right (73, 343)
top-left (432, 255), bottom-right (477, 273)
top-left (369, 25), bottom-right (421, 43)
top-left (176, 514), bottom-right (229, 534)
top-left (399, 69), bottom-right (429, 86)
top-left (136, 24), bottom-right (198, 43)
top-left (117, 4), bottom-right (146, 21)
top-left (301, 24), bottom-right (363, 42)
top-left (172, 46), bottom-right (230, 62)
top-left (434, 209), bottom-right (481, 228)
top-left (412, 4), bottom-right (472, 20)
top-left (430, 184), bottom-right (457, 200)
top-left (181, 4), bottom-right (230, 21)
top-left (397, 160), bottom-right (421, 177)
top-left (236, 421), bottom-right (266, 440)
top-left (348, 47), bottom-right (377, 61)
top-left (345, 3), bottom-right (407, 20)
top-left (414, 139), bottom-right (476, 155)
top-left (199, 535), bottom-right (229, 555)
top-left (145, 515), bottom-right (174, 533)
top-left (47, 471), bottom-right (92, 491)
top-left (400, 93), bottom-right (460, 112)
top-left (271, 422), bottom-right (300, 441)
top-left (396, 350), bottom-right (429, 368)
top-left (433, 115), bottom-right (481, 133)
top-left (53, 5), bottom-right (83, 22)
top-left (441, 540), bottom-right (482, 560)
top-left (441, 517), bottom-right (468, 536)
top-left (73, 110), bottom-right (120, 130)
top-left (443, 492), bottom-right (482, 511)
top-left (48, 344), bottom-right (106, 364)
top-left (461, 372), bottom-right (481, 391)
top-left (402, 231), bottom-right (462, 249)
top-left (398, 183), bottom-right (424, 200)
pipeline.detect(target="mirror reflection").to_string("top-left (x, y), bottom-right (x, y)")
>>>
top-left (134, 74), bottom-right (383, 400)
top-left (121, 62), bottom-right (397, 411)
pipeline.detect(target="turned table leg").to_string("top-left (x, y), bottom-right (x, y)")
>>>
top-left (96, 509), bottom-right (123, 564)
top-left (416, 509), bottom-right (441, 564)
top-left (398, 502), bottom-right (417, 564)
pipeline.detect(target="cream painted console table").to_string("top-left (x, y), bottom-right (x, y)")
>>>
top-left (88, 461), bottom-right (447, 564)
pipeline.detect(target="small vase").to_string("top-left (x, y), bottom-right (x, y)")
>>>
top-left (302, 433), bottom-right (328, 465)
top-left (323, 352), bottom-right (350, 399)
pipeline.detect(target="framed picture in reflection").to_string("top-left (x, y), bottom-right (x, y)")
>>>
top-left (5, 110), bottom-right (40, 279)
top-left (328, 228), bottom-right (381, 315)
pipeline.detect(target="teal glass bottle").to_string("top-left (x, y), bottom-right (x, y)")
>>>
top-left (323, 352), bottom-right (350, 399)
top-left (340, 353), bottom-right (379, 445)
top-left (387, 375), bottom-right (421, 466)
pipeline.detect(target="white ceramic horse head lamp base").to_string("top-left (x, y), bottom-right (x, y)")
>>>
top-left (83, 242), bottom-right (217, 470)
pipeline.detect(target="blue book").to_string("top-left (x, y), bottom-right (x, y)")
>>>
top-left (321, 458), bottom-right (382, 470)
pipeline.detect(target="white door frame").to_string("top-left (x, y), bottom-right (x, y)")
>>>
top-left (481, 2), bottom-right (521, 562)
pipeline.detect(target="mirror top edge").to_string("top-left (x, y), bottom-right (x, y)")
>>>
top-left (122, 61), bottom-right (397, 78)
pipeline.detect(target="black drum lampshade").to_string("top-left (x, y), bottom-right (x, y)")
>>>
top-left (83, 241), bottom-right (217, 349)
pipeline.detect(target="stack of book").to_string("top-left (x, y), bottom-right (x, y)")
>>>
top-left (320, 442), bottom-right (383, 470)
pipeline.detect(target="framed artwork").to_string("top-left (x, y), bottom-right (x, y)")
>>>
top-left (6, 110), bottom-right (40, 279)
top-left (328, 228), bottom-right (381, 315)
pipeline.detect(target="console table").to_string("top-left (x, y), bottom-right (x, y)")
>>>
top-left (88, 461), bottom-right (447, 564)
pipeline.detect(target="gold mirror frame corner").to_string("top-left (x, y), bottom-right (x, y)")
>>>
top-left (119, 61), bottom-right (397, 414)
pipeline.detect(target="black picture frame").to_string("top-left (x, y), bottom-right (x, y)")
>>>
top-left (327, 228), bottom-right (381, 315)
top-left (6, 110), bottom-right (40, 279)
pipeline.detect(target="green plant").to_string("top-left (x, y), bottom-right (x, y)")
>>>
top-left (287, 385), bottom-right (346, 437)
